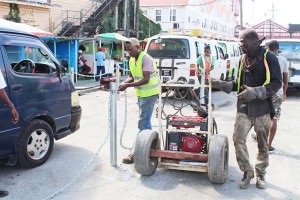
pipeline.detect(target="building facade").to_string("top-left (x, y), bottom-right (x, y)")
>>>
top-left (140, 0), bottom-right (239, 40)
top-left (0, 0), bottom-right (97, 34)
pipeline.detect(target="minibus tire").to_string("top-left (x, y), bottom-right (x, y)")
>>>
top-left (17, 119), bottom-right (54, 168)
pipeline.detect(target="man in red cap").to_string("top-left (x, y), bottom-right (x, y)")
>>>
top-left (95, 47), bottom-right (106, 81)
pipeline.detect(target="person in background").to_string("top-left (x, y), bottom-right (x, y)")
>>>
top-left (118, 38), bottom-right (159, 164)
top-left (251, 40), bottom-right (289, 153)
top-left (0, 69), bottom-right (19, 198)
top-left (78, 50), bottom-right (91, 75)
top-left (95, 47), bottom-right (106, 81)
top-left (195, 45), bottom-right (215, 106)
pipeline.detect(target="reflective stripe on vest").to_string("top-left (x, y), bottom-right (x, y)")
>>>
top-left (201, 55), bottom-right (212, 70)
top-left (237, 49), bottom-right (270, 93)
top-left (201, 55), bottom-right (212, 79)
top-left (133, 73), bottom-right (158, 80)
top-left (129, 51), bottom-right (159, 97)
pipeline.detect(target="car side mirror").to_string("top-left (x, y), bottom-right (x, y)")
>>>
top-left (60, 59), bottom-right (69, 73)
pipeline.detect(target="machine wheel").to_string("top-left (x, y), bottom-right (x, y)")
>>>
top-left (17, 119), bottom-right (54, 168)
top-left (134, 130), bottom-right (159, 176)
top-left (207, 134), bottom-right (229, 183)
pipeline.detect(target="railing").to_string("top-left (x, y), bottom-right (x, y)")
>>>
top-left (51, 0), bottom-right (105, 36)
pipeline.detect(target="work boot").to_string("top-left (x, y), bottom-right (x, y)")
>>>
top-left (122, 154), bottom-right (134, 164)
top-left (239, 170), bottom-right (254, 189)
top-left (0, 190), bottom-right (8, 198)
top-left (256, 175), bottom-right (266, 189)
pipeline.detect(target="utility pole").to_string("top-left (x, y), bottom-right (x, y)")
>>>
top-left (239, 0), bottom-right (243, 30)
top-left (124, 0), bottom-right (130, 37)
top-left (134, 0), bottom-right (140, 39)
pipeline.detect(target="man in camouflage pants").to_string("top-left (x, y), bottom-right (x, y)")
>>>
top-left (212, 29), bottom-right (282, 189)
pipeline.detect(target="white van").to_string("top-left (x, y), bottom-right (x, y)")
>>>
top-left (144, 35), bottom-right (227, 84)
top-left (216, 41), bottom-right (241, 81)
top-left (263, 39), bottom-right (300, 90)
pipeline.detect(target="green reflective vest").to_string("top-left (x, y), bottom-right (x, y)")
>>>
top-left (129, 51), bottom-right (159, 97)
top-left (237, 49), bottom-right (271, 93)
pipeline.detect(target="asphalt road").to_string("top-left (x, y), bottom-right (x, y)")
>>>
top-left (0, 88), bottom-right (300, 200)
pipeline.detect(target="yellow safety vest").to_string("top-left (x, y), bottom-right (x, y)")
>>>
top-left (129, 51), bottom-right (159, 97)
top-left (237, 49), bottom-right (271, 93)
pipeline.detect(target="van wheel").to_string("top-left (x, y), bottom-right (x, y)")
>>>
top-left (17, 119), bottom-right (54, 168)
top-left (220, 73), bottom-right (224, 81)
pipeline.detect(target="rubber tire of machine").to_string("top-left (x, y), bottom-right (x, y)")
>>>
top-left (207, 134), bottom-right (229, 184)
top-left (134, 130), bottom-right (159, 176)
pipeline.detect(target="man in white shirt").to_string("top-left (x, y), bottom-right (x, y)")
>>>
top-left (267, 40), bottom-right (289, 153)
top-left (0, 69), bottom-right (19, 198)
top-left (251, 40), bottom-right (289, 153)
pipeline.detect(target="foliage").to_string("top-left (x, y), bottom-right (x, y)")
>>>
top-left (96, 12), bottom-right (116, 34)
top-left (118, 0), bottom-right (161, 40)
top-left (5, 3), bottom-right (21, 23)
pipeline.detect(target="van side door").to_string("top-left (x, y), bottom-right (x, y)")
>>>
top-left (2, 35), bottom-right (72, 133)
top-left (0, 50), bottom-right (20, 157)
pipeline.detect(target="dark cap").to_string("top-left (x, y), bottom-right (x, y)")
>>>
top-left (266, 40), bottom-right (279, 50)
top-left (204, 45), bottom-right (211, 50)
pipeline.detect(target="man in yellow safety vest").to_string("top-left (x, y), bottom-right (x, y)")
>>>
top-left (119, 37), bottom-right (159, 164)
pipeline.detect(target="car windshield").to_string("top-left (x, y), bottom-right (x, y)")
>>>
top-left (147, 38), bottom-right (190, 59)
top-left (278, 41), bottom-right (300, 60)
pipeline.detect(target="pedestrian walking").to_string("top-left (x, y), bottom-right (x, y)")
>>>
top-left (211, 29), bottom-right (282, 189)
top-left (251, 40), bottom-right (289, 153)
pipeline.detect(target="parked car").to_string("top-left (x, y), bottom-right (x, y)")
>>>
top-left (216, 40), bottom-right (241, 81)
top-left (0, 28), bottom-right (82, 168)
top-left (144, 35), bottom-right (228, 85)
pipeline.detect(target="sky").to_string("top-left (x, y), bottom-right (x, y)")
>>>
top-left (242, 0), bottom-right (299, 28)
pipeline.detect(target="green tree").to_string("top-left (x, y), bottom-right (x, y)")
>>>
top-left (118, 0), bottom-right (161, 40)
top-left (96, 12), bottom-right (116, 34)
top-left (5, 3), bottom-right (21, 23)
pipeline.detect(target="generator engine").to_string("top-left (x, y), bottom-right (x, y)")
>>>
top-left (167, 132), bottom-right (205, 153)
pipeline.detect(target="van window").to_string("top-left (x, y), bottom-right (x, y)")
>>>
top-left (217, 47), bottom-right (225, 59)
top-left (195, 42), bottom-right (205, 58)
top-left (147, 38), bottom-right (190, 59)
top-left (208, 45), bottom-right (218, 59)
top-left (4, 45), bottom-right (57, 74)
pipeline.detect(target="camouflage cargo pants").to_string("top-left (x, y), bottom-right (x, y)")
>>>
top-left (233, 113), bottom-right (271, 176)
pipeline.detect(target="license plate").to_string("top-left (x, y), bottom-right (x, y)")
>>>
top-left (163, 77), bottom-right (170, 82)
top-left (162, 69), bottom-right (171, 76)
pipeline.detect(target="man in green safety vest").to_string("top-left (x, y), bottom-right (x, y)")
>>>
top-left (119, 37), bottom-right (159, 164)
top-left (211, 29), bottom-right (282, 189)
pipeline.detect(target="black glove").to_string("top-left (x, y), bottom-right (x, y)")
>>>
top-left (211, 78), bottom-right (233, 94)
top-left (237, 86), bottom-right (267, 102)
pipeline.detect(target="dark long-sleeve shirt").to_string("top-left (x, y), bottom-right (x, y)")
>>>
top-left (236, 47), bottom-right (282, 118)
